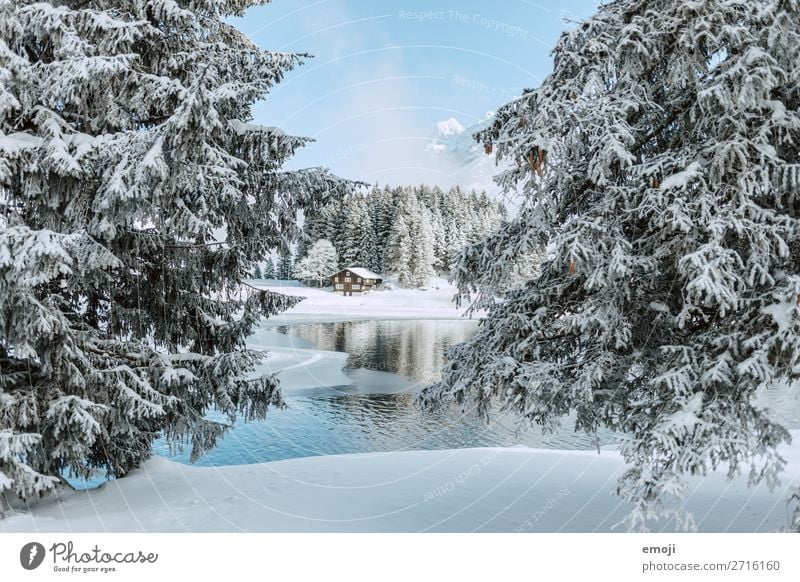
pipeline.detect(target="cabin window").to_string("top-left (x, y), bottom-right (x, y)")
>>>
top-left (345, 277), bottom-right (351, 282)
top-left (357, 277), bottom-right (362, 282)
top-left (334, 277), bottom-right (339, 282)
top-left (335, 284), bottom-right (344, 290)
top-left (352, 284), bottom-right (361, 290)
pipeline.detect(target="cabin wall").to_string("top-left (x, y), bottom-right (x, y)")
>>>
top-left (330, 270), bottom-right (381, 295)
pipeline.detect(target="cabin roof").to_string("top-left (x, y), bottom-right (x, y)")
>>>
top-left (332, 266), bottom-right (382, 280)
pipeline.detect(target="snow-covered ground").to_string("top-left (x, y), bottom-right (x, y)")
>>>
top-left (3, 439), bottom-right (798, 533)
top-left (251, 277), bottom-right (473, 323)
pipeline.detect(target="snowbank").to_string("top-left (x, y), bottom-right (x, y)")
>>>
top-left (250, 277), bottom-right (474, 323)
top-left (3, 439), bottom-right (798, 533)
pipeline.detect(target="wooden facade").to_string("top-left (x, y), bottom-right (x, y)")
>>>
top-left (330, 267), bottom-right (383, 296)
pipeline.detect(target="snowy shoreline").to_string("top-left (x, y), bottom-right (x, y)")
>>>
top-left (3, 440), bottom-right (798, 533)
top-left (251, 277), bottom-right (480, 323)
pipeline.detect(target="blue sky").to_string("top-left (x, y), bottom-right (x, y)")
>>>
top-left (232, 0), bottom-right (599, 186)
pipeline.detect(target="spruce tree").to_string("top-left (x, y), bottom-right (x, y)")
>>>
top-left (372, 186), bottom-right (394, 272)
top-left (408, 206), bottom-right (436, 287)
top-left (343, 194), bottom-right (378, 270)
top-left (295, 236), bottom-right (308, 267)
top-left (278, 250), bottom-right (294, 280)
top-left (263, 258), bottom-right (276, 279)
top-left (386, 205), bottom-right (412, 285)
top-left (325, 199), bottom-right (346, 259)
top-left (430, 195), bottom-right (448, 274)
top-left (421, 0), bottom-right (800, 530)
top-left (337, 195), bottom-right (360, 267)
top-left (0, 0), bottom-right (348, 503)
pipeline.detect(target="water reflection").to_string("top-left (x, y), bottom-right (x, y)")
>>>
top-left (274, 319), bottom-right (479, 384)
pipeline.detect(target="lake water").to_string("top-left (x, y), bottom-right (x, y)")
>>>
top-left (155, 319), bottom-right (609, 467)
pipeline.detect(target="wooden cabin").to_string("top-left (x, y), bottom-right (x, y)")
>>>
top-left (330, 267), bottom-right (383, 296)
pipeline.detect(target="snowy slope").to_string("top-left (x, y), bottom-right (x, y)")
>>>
top-left (3, 440), bottom-right (798, 533)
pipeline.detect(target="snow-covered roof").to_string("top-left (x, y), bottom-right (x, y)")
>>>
top-left (338, 266), bottom-right (382, 280)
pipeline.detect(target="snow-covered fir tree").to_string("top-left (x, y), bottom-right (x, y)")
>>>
top-left (293, 239), bottom-right (338, 287)
top-left (429, 193), bottom-right (448, 273)
top-left (386, 190), bottom-right (422, 286)
top-left (263, 258), bottom-right (276, 279)
top-left (294, 236), bottom-right (308, 267)
top-left (338, 194), bottom-right (368, 267)
top-left (372, 186), bottom-right (395, 271)
top-left (323, 200), bottom-right (345, 244)
top-left (277, 250), bottom-right (294, 280)
top-left (421, 0), bottom-right (800, 530)
top-left (0, 0), bottom-right (349, 504)
top-left (253, 264), bottom-right (263, 279)
top-left (405, 199), bottom-right (436, 287)
top-left (343, 194), bottom-right (380, 271)
top-left (440, 189), bottom-right (469, 273)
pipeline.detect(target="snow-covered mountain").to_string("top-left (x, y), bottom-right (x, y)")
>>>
top-left (426, 113), bottom-right (491, 171)
top-left (435, 117), bottom-right (466, 137)
top-left (424, 112), bottom-right (516, 208)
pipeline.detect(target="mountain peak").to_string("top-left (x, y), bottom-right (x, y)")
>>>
top-left (436, 118), bottom-right (465, 137)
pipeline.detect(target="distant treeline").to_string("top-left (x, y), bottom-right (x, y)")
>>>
top-left (298, 185), bottom-right (505, 287)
